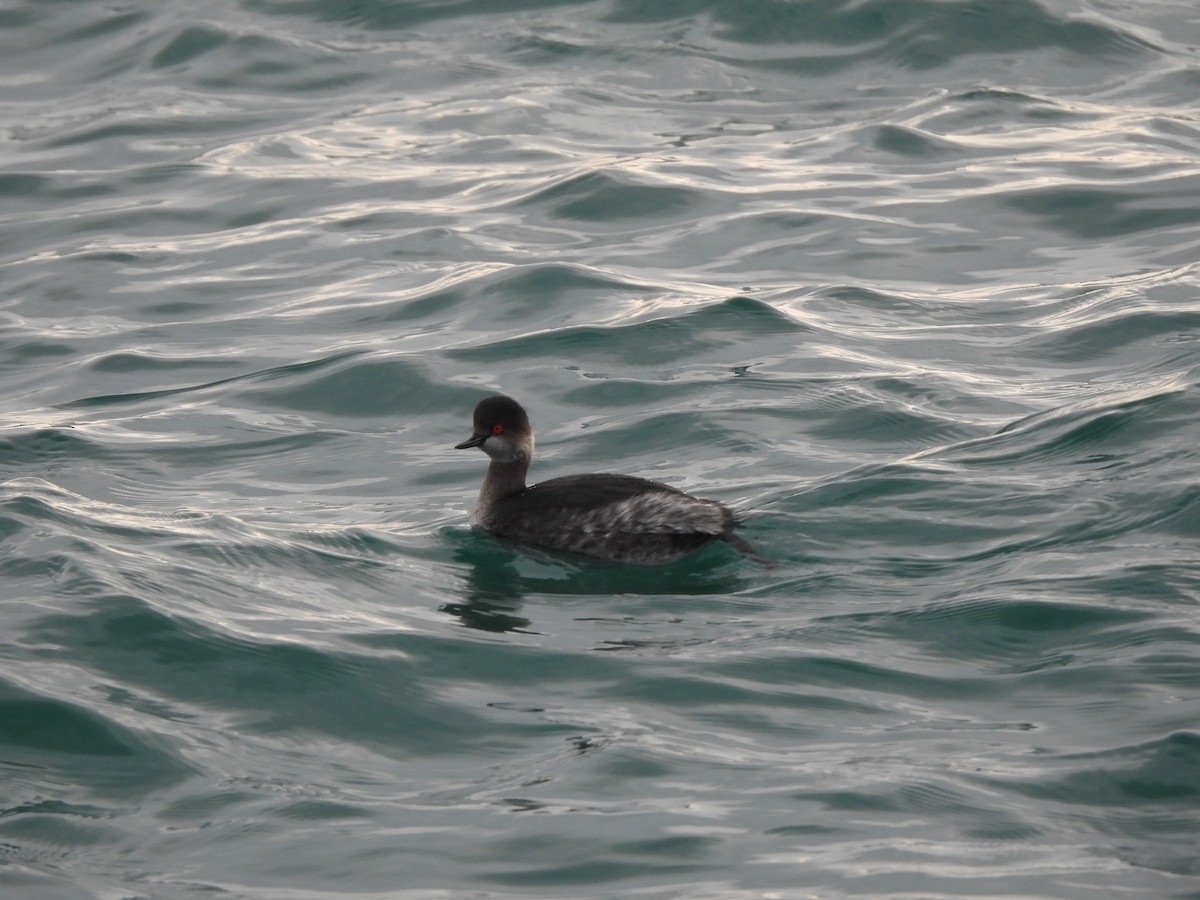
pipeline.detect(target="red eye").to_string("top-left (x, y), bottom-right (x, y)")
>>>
top-left (492, 424), bottom-right (504, 434)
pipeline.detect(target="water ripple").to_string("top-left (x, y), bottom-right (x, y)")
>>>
top-left (4, 0), bottom-right (1200, 896)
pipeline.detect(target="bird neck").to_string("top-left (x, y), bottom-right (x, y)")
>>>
top-left (480, 455), bottom-right (530, 506)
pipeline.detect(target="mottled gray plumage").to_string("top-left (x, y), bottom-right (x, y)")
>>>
top-left (455, 395), bottom-right (767, 565)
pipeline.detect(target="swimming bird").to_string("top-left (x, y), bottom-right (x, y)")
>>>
top-left (455, 394), bottom-right (767, 565)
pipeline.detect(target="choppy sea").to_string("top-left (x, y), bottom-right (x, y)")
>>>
top-left (2, 1), bottom-right (1199, 897)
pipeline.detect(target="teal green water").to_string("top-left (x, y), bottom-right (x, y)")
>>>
top-left (3, 1), bottom-right (1200, 897)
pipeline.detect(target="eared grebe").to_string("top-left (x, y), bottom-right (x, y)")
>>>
top-left (455, 395), bottom-right (767, 565)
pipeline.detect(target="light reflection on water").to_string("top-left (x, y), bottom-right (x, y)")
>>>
top-left (1, 0), bottom-right (1199, 897)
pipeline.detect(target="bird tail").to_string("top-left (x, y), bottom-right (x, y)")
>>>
top-left (722, 533), bottom-right (777, 569)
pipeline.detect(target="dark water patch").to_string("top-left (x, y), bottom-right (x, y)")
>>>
top-left (513, 170), bottom-right (698, 222)
top-left (272, 800), bottom-right (375, 821)
top-left (360, 262), bottom-right (655, 328)
top-left (1005, 179), bottom-right (1200, 239)
top-left (556, 377), bottom-right (728, 411)
top-left (0, 173), bottom-right (114, 212)
top-left (1, 800), bottom-right (115, 821)
top-left (804, 386), bottom-right (978, 449)
top-left (867, 375), bottom-right (975, 413)
top-left (769, 508), bottom-right (1017, 581)
top-left (56, 9), bottom-right (151, 46)
top-left (1087, 563), bottom-right (1200, 606)
top-left (931, 88), bottom-right (1088, 130)
top-left (0, 428), bottom-right (110, 468)
top-left (0, 339), bottom-right (76, 371)
top-left (355, 268), bottom-right (487, 328)
top-left (801, 284), bottom-right (999, 332)
top-left (0, 542), bottom-right (102, 592)
top-left (1022, 309), bottom-right (1200, 363)
top-left (801, 779), bottom-right (985, 818)
top-left (481, 845), bottom-right (709, 888)
top-left (0, 173), bottom-right (53, 197)
top-left (1147, 484), bottom-right (1200, 540)
top-left (246, 0), bottom-right (584, 30)
top-left (0, 866), bottom-right (104, 900)
top-left (157, 789), bottom-right (259, 822)
top-left (1126, 651), bottom-right (1200, 693)
top-left (42, 112), bottom-right (270, 150)
top-left (481, 263), bottom-right (657, 318)
top-left (0, 8), bottom-right (37, 29)
top-left (124, 163), bottom-right (208, 187)
top-left (618, 669), bottom-right (833, 717)
top-left (225, 203), bottom-right (287, 230)
top-left (610, 834), bottom-right (718, 861)
top-left (8, 2), bottom-right (358, 109)
top-left (87, 350), bottom-right (238, 375)
top-left (886, 0), bottom-right (1153, 68)
top-left (765, 823), bottom-right (843, 837)
top-left (721, 210), bottom-right (827, 237)
top-left (569, 408), bottom-right (757, 459)
top-left (448, 294), bottom-right (807, 367)
top-left (151, 25), bottom-right (227, 69)
top-left (817, 444), bottom-right (1200, 577)
top-left (508, 34), bottom-right (596, 64)
top-left (2, 691), bottom-right (134, 757)
top-left (673, 210), bottom-right (873, 278)
top-left (959, 487), bottom-right (1200, 566)
top-left (709, 47), bottom-right (865, 78)
top-left (835, 597), bottom-right (1162, 670)
top-left (0, 510), bottom-right (26, 545)
top-left (439, 596), bottom-right (533, 634)
top-left (127, 431), bottom-right (336, 477)
top-left (237, 356), bottom-right (441, 417)
top-left (609, 0), bottom-right (1153, 64)
top-left (861, 596), bottom-right (1146, 636)
top-left (152, 23), bottom-right (372, 93)
top-left (797, 466), bottom-right (943, 511)
top-left (981, 732), bottom-right (1200, 807)
top-left (437, 533), bottom-right (752, 620)
top-left (869, 123), bottom-right (961, 159)
top-left (950, 384), bottom-right (1195, 470)
top-left (0, 812), bottom-right (120, 851)
top-left (61, 349), bottom-right (365, 410)
top-left (0, 678), bottom-right (191, 795)
top-left (27, 595), bottom-right (561, 757)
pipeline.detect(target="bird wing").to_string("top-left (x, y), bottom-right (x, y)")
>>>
top-left (495, 474), bottom-right (732, 537)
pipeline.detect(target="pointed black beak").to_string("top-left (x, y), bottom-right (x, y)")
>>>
top-left (455, 432), bottom-right (487, 450)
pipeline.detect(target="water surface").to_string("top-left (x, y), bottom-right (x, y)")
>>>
top-left (2, 0), bottom-right (1199, 897)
